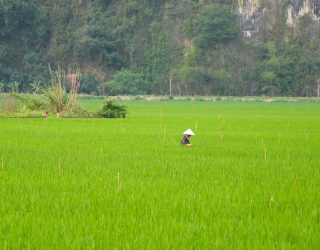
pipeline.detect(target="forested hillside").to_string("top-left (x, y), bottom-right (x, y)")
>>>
top-left (1, 0), bottom-right (320, 96)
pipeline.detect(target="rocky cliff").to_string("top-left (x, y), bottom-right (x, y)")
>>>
top-left (238, 0), bottom-right (320, 40)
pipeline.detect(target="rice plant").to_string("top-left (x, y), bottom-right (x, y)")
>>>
top-left (0, 100), bottom-right (319, 249)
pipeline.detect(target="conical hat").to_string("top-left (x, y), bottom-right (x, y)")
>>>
top-left (183, 129), bottom-right (195, 135)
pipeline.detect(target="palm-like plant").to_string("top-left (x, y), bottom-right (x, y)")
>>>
top-left (30, 81), bottom-right (42, 95)
top-left (42, 66), bottom-right (68, 114)
top-left (8, 81), bottom-right (20, 93)
top-left (43, 66), bottom-right (80, 116)
top-left (43, 85), bottom-right (68, 114)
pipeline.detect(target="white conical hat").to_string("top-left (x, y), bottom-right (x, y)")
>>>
top-left (183, 129), bottom-right (195, 135)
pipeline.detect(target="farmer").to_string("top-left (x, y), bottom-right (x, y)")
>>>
top-left (181, 129), bottom-right (195, 146)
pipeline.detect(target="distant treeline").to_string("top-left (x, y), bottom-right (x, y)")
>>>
top-left (0, 0), bottom-right (319, 96)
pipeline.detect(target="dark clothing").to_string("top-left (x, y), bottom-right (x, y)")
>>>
top-left (181, 135), bottom-right (190, 145)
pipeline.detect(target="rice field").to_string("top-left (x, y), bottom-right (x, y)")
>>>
top-left (0, 100), bottom-right (319, 249)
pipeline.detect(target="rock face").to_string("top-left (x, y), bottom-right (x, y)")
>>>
top-left (238, 0), bottom-right (320, 41)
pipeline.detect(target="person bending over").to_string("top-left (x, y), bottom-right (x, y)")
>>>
top-left (181, 129), bottom-right (195, 146)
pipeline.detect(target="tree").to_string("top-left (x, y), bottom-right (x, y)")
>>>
top-left (23, 52), bottom-right (50, 86)
top-left (193, 4), bottom-right (239, 49)
top-left (73, 25), bottom-right (124, 69)
top-left (0, 81), bottom-right (5, 92)
top-left (173, 66), bottom-right (212, 95)
top-left (0, 0), bottom-right (36, 38)
top-left (79, 70), bottom-right (99, 94)
top-left (107, 70), bottom-right (147, 95)
top-left (260, 71), bottom-right (279, 96)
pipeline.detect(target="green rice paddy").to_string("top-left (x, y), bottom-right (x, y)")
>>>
top-left (0, 100), bottom-right (319, 249)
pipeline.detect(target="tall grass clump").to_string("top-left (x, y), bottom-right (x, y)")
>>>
top-left (43, 66), bottom-right (81, 116)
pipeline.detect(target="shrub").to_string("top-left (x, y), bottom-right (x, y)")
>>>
top-left (25, 96), bottom-right (47, 111)
top-left (97, 100), bottom-right (126, 118)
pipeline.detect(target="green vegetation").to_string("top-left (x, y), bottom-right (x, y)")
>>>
top-left (79, 70), bottom-right (100, 95)
top-left (0, 0), bottom-right (319, 96)
top-left (0, 100), bottom-right (319, 248)
top-left (0, 92), bottom-right (128, 119)
top-left (107, 69), bottom-right (148, 95)
top-left (192, 4), bottom-right (239, 49)
top-left (97, 100), bottom-right (127, 118)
